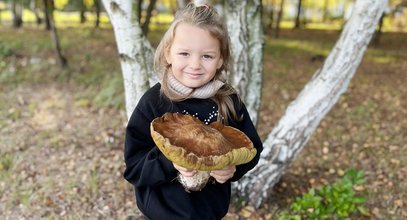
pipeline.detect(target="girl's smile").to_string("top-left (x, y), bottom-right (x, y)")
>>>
top-left (185, 72), bottom-right (204, 78)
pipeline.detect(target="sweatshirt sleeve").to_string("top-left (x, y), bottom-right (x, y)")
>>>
top-left (229, 102), bottom-right (263, 182)
top-left (123, 101), bottom-right (177, 187)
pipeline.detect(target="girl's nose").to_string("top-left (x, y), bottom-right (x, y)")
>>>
top-left (189, 56), bottom-right (201, 69)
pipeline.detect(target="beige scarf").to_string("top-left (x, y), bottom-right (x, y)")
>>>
top-left (167, 73), bottom-right (225, 99)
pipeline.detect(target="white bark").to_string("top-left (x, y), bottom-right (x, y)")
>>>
top-left (233, 0), bottom-right (388, 208)
top-left (101, 0), bottom-right (157, 120)
top-left (224, 0), bottom-right (264, 125)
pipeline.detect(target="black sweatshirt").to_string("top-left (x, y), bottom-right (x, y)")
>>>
top-left (124, 83), bottom-right (263, 220)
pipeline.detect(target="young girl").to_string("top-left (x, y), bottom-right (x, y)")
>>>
top-left (124, 3), bottom-right (263, 219)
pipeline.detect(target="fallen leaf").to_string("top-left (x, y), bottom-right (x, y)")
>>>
top-left (390, 159), bottom-right (400, 165)
top-left (394, 199), bottom-right (403, 208)
top-left (240, 206), bottom-right (255, 218)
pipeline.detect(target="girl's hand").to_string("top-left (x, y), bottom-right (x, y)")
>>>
top-left (173, 163), bottom-right (197, 177)
top-left (210, 165), bottom-right (236, 184)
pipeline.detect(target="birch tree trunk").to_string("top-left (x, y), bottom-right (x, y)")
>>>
top-left (224, 0), bottom-right (264, 126)
top-left (101, 0), bottom-right (157, 119)
top-left (233, 0), bottom-right (388, 208)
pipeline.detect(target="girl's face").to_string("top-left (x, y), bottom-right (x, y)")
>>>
top-left (165, 23), bottom-right (223, 88)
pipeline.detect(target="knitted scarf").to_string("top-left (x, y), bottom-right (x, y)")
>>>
top-left (167, 73), bottom-right (225, 99)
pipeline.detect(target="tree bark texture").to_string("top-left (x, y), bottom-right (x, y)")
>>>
top-left (233, 0), bottom-right (388, 208)
top-left (224, 0), bottom-right (264, 126)
top-left (101, 0), bottom-right (157, 119)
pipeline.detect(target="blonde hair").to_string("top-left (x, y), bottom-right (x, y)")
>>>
top-left (154, 3), bottom-right (240, 125)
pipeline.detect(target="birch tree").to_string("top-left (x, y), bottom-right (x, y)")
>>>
top-left (224, 0), bottom-right (263, 125)
top-left (102, 0), bottom-right (387, 208)
top-left (101, 0), bottom-right (157, 119)
top-left (233, 0), bottom-right (388, 207)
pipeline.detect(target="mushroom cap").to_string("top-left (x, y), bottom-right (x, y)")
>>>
top-left (150, 112), bottom-right (257, 171)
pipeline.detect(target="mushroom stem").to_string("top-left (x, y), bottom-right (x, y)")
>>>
top-left (178, 170), bottom-right (211, 192)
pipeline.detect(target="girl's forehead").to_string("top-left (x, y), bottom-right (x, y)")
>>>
top-left (173, 23), bottom-right (216, 41)
top-left (174, 23), bottom-right (206, 33)
top-left (171, 24), bottom-right (220, 50)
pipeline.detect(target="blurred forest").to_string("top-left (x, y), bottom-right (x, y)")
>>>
top-left (0, 0), bottom-right (406, 219)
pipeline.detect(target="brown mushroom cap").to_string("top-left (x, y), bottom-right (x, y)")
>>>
top-left (150, 112), bottom-right (257, 171)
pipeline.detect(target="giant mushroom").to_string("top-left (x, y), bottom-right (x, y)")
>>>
top-left (150, 112), bottom-right (257, 191)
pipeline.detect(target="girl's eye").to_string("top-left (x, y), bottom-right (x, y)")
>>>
top-left (179, 52), bottom-right (189, 56)
top-left (203, 55), bottom-right (213, 59)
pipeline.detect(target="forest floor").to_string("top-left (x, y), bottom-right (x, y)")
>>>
top-left (0, 26), bottom-right (406, 219)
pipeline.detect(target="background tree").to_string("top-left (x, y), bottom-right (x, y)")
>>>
top-left (373, 11), bottom-right (386, 45)
top-left (274, 0), bottom-right (285, 38)
top-left (43, 0), bottom-right (51, 29)
top-left (43, 0), bottom-right (67, 68)
top-left (94, 0), bottom-right (101, 28)
top-left (102, 0), bottom-right (387, 209)
top-left (30, 0), bottom-right (43, 25)
top-left (135, 0), bottom-right (142, 22)
top-left (10, 0), bottom-right (24, 28)
top-left (263, 0), bottom-right (274, 34)
top-left (293, 0), bottom-right (303, 29)
top-left (141, 0), bottom-right (158, 36)
top-left (79, 0), bottom-right (87, 23)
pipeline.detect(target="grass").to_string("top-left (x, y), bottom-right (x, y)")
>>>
top-left (0, 24), bottom-right (406, 219)
top-left (278, 169), bottom-right (368, 219)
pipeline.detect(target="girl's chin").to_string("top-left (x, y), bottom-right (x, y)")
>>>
top-left (184, 83), bottom-right (201, 88)
top-left (181, 80), bottom-right (206, 88)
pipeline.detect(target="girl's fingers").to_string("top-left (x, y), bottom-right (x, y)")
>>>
top-left (210, 166), bottom-right (236, 176)
top-left (210, 166), bottom-right (236, 183)
top-left (173, 163), bottom-right (197, 177)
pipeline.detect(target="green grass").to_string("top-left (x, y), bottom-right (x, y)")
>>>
top-left (278, 169), bottom-right (368, 220)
